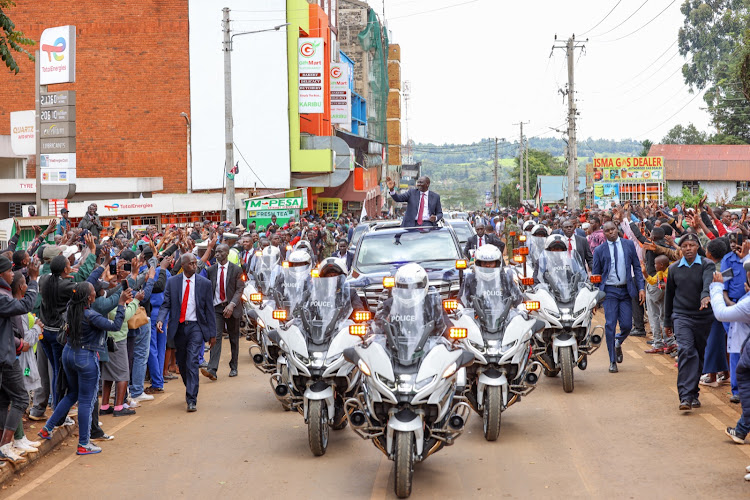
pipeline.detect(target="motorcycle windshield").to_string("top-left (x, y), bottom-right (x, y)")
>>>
top-left (474, 267), bottom-right (512, 330)
top-left (528, 236), bottom-right (547, 267)
top-left (304, 275), bottom-right (352, 343)
top-left (281, 267), bottom-right (309, 314)
top-left (389, 288), bottom-right (429, 365)
top-left (258, 255), bottom-right (279, 294)
top-left (539, 250), bottom-right (585, 303)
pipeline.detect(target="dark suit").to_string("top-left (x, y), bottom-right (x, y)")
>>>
top-left (157, 273), bottom-right (217, 405)
top-left (592, 238), bottom-right (645, 364)
top-left (463, 234), bottom-right (505, 261)
top-left (560, 234), bottom-right (593, 272)
top-left (332, 250), bottom-right (354, 272)
top-left (205, 262), bottom-right (244, 373)
top-left (389, 188), bottom-right (443, 228)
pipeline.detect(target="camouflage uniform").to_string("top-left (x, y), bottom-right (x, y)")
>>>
top-left (503, 219), bottom-right (520, 262)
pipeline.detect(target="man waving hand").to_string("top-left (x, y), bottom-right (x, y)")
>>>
top-left (386, 176), bottom-right (443, 228)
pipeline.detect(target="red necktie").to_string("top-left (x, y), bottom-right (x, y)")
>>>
top-left (417, 193), bottom-right (426, 225)
top-left (568, 237), bottom-right (573, 256)
top-left (220, 266), bottom-right (226, 302)
top-left (180, 278), bottom-right (191, 323)
top-left (479, 237), bottom-right (482, 247)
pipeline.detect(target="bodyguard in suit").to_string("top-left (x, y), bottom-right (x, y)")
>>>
top-left (202, 244), bottom-right (244, 380)
top-left (592, 221), bottom-right (646, 373)
top-left (332, 240), bottom-right (354, 272)
top-left (464, 223), bottom-right (505, 260)
top-left (386, 175), bottom-right (443, 228)
top-left (156, 253), bottom-right (217, 412)
top-left (562, 219), bottom-right (593, 272)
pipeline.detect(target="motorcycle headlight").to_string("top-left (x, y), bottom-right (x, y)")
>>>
top-left (325, 352), bottom-right (342, 365)
top-left (256, 318), bottom-right (265, 329)
top-left (544, 308), bottom-right (560, 319)
top-left (358, 359), bottom-right (371, 376)
top-left (415, 374), bottom-right (436, 390)
top-left (501, 339), bottom-right (518, 353)
top-left (294, 352), bottom-right (310, 365)
top-left (442, 362), bottom-right (458, 379)
top-left (573, 308), bottom-right (585, 318)
top-left (470, 340), bottom-right (485, 353)
top-left (377, 373), bottom-right (397, 389)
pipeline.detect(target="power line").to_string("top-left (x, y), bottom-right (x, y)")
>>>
top-left (589, 0), bottom-right (651, 38)
top-left (233, 142), bottom-right (269, 188)
top-left (599, 0), bottom-right (678, 43)
top-left (580, 0), bottom-right (623, 36)
top-left (635, 91), bottom-right (704, 138)
top-left (388, 0), bottom-right (480, 20)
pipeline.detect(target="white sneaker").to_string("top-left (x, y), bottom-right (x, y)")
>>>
top-left (21, 436), bottom-right (42, 448)
top-left (0, 443), bottom-right (26, 463)
top-left (132, 393), bottom-right (154, 402)
top-left (62, 416), bottom-right (75, 426)
top-left (12, 440), bottom-right (37, 454)
top-left (125, 399), bottom-right (139, 409)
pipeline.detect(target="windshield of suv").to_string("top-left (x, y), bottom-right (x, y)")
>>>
top-left (355, 230), bottom-right (460, 273)
top-left (447, 221), bottom-right (473, 244)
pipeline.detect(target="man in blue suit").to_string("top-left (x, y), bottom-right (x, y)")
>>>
top-left (592, 221), bottom-right (646, 373)
top-left (156, 253), bottom-right (217, 412)
top-left (386, 175), bottom-right (443, 228)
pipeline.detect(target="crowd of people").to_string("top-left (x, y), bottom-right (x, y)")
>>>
top-left (466, 197), bottom-right (750, 451)
top-left (0, 204), bottom-right (370, 462)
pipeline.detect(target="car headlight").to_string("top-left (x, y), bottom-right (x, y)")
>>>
top-left (544, 308), bottom-right (560, 319)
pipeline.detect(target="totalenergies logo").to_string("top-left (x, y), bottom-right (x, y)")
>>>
top-left (42, 37), bottom-right (66, 62)
top-left (300, 41), bottom-right (318, 57)
top-left (104, 204), bottom-right (119, 211)
top-left (331, 66), bottom-right (342, 79)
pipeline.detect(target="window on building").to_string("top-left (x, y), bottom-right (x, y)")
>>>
top-left (682, 181), bottom-right (700, 195)
top-left (738, 181), bottom-right (750, 192)
top-left (9, 202), bottom-right (32, 218)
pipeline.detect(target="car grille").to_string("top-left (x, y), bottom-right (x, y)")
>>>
top-left (358, 280), bottom-right (460, 312)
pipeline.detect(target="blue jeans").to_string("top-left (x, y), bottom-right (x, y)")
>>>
top-left (603, 285), bottom-right (633, 363)
top-left (129, 320), bottom-right (151, 398)
top-left (734, 343), bottom-right (750, 435)
top-left (44, 346), bottom-right (100, 446)
top-left (730, 352), bottom-right (741, 397)
top-left (147, 308), bottom-right (167, 389)
top-left (40, 329), bottom-right (65, 408)
top-left (702, 319), bottom-right (728, 374)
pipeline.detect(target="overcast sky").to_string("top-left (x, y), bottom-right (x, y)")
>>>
top-left (365, 0), bottom-right (712, 145)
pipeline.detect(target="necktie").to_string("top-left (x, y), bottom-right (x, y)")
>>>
top-left (613, 242), bottom-right (620, 280)
top-left (180, 278), bottom-right (191, 323)
top-left (568, 237), bottom-right (573, 257)
top-left (417, 193), bottom-right (426, 225)
top-left (479, 237), bottom-right (482, 247)
top-left (220, 266), bottom-right (226, 302)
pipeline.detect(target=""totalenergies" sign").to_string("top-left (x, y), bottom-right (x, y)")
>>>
top-left (40, 25), bottom-right (76, 85)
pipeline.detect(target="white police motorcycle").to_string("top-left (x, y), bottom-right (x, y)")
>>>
top-left (525, 236), bottom-right (605, 393)
top-left (344, 264), bottom-right (473, 498)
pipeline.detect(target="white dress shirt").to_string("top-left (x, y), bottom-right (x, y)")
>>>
top-left (566, 235), bottom-right (577, 254)
top-left (181, 275), bottom-right (197, 321)
top-left (477, 235), bottom-right (486, 247)
top-left (415, 190), bottom-right (429, 221)
top-left (214, 263), bottom-right (229, 306)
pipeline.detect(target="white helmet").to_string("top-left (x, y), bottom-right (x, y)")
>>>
top-left (318, 256), bottom-right (348, 277)
top-left (475, 244), bottom-right (503, 267)
top-left (294, 240), bottom-right (313, 257)
top-left (286, 249), bottom-right (312, 277)
top-left (260, 245), bottom-right (281, 269)
top-left (544, 234), bottom-right (568, 251)
top-left (531, 224), bottom-right (550, 237)
top-left (393, 263), bottom-right (429, 306)
top-left (522, 220), bottom-right (536, 232)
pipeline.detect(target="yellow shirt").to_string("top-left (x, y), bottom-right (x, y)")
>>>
top-left (645, 269), bottom-right (668, 286)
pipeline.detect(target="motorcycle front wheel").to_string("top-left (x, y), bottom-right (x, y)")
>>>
top-left (560, 346), bottom-right (575, 393)
top-left (308, 400), bottom-right (329, 456)
top-left (482, 385), bottom-right (502, 441)
top-left (394, 431), bottom-right (414, 498)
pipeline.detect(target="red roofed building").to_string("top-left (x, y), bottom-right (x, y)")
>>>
top-left (648, 144), bottom-right (750, 203)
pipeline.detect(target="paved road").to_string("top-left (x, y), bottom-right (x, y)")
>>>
top-left (4, 320), bottom-right (750, 499)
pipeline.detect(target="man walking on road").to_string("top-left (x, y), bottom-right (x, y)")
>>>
top-left (201, 244), bottom-right (243, 380)
top-left (663, 233), bottom-right (716, 411)
top-left (592, 221), bottom-right (646, 374)
top-left (386, 176), bottom-right (443, 228)
top-left (156, 253), bottom-right (217, 412)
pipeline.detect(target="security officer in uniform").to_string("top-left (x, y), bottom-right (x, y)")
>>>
top-left (503, 215), bottom-right (521, 263)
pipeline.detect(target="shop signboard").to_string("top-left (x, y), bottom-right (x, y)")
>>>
top-left (10, 110), bottom-right (35, 155)
top-left (246, 209), bottom-right (298, 229)
top-left (40, 25), bottom-right (76, 85)
top-left (40, 153), bottom-right (76, 185)
top-left (298, 38), bottom-right (324, 113)
top-left (246, 197), bottom-right (303, 211)
top-left (593, 182), bottom-right (620, 209)
top-left (67, 197), bottom-right (175, 218)
top-left (330, 63), bottom-right (351, 128)
top-left (592, 156), bottom-right (664, 183)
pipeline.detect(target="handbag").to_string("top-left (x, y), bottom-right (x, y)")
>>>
top-left (107, 336), bottom-right (117, 352)
top-left (127, 306), bottom-right (149, 330)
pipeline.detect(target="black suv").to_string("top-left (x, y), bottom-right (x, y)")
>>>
top-left (347, 224), bottom-right (466, 311)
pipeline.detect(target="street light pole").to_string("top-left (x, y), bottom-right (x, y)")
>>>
top-left (180, 112), bottom-right (192, 194)
top-left (222, 9), bottom-right (289, 225)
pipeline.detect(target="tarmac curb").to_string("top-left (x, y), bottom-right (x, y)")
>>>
top-left (0, 418), bottom-right (76, 485)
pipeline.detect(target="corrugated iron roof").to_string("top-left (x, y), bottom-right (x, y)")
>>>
top-left (648, 144), bottom-right (750, 181)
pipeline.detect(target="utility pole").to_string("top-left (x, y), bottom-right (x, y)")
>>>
top-left (493, 137), bottom-right (499, 210)
top-left (513, 121), bottom-right (529, 205)
top-left (552, 35), bottom-right (586, 209)
top-left (222, 7), bottom-right (236, 225)
top-left (525, 135), bottom-right (530, 205)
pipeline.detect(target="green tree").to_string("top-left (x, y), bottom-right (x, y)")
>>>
top-left (662, 123), bottom-right (708, 144)
top-left (639, 139), bottom-right (653, 157)
top-left (0, 1), bottom-right (34, 74)
top-left (510, 149), bottom-right (565, 194)
top-left (666, 186), bottom-right (706, 209)
top-left (498, 182), bottom-right (519, 208)
top-left (678, 1), bottom-right (750, 142)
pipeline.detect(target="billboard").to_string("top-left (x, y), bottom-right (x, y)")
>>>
top-left (592, 157), bottom-right (664, 183)
top-left (593, 182), bottom-right (620, 209)
top-left (10, 110), bottom-right (35, 155)
top-left (246, 197), bottom-right (303, 211)
top-left (40, 25), bottom-right (76, 85)
top-left (330, 63), bottom-right (350, 128)
top-left (298, 38), bottom-right (324, 113)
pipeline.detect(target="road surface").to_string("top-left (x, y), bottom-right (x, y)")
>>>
top-left (4, 322), bottom-right (750, 499)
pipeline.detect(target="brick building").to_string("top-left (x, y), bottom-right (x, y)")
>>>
top-left (0, 0), bottom-right (188, 216)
